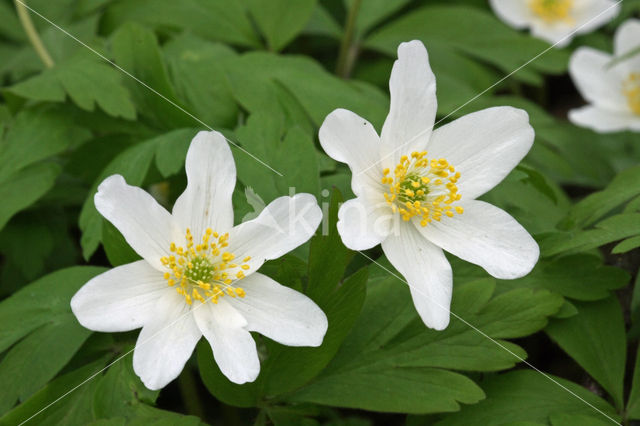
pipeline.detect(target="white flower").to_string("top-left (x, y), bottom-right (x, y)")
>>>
top-left (318, 41), bottom-right (539, 330)
top-left (568, 19), bottom-right (640, 133)
top-left (489, 0), bottom-right (620, 47)
top-left (71, 131), bottom-right (327, 390)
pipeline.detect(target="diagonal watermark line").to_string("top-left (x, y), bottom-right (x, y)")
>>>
top-left (356, 0), bottom-right (623, 178)
top-left (357, 251), bottom-right (621, 425)
top-left (14, 0), bottom-right (284, 177)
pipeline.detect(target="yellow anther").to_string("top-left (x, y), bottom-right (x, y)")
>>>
top-left (235, 288), bottom-right (246, 297)
top-left (236, 271), bottom-right (245, 279)
top-left (455, 206), bottom-right (464, 214)
top-left (624, 73), bottom-right (640, 115)
top-left (170, 243), bottom-right (176, 252)
top-left (163, 272), bottom-right (170, 280)
top-left (529, 0), bottom-right (574, 22)
top-left (382, 153), bottom-right (464, 227)
top-left (168, 279), bottom-right (175, 286)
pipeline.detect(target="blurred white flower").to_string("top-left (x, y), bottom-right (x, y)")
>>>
top-left (319, 40), bottom-right (539, 330)
top-left (71, 131), bottom-right (326, 390)
top-left (569, 19), bottom-right (640, 133)
top-left (489, 0), bottom-right (620, 47)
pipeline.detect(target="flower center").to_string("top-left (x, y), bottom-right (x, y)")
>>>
top-left (624, 73), bottom-right (640, 115)
top-left (160, 228), bottom-right (251, 306)
top-left (529, 0), bottom-right (573, 22)
top-left (381, 151), bottom-right (463, 227)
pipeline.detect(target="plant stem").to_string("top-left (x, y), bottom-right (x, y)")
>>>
top-left (14, 0), bottom-right (54, 68)
top-left (335, 0), bottom-right (362, 78)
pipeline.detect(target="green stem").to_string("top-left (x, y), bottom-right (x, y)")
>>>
top-left (14, 0), bottom-right (54, 68)
top-left (335, 0), bottom-right (362, 78)
top-left (177, 368), bottom-right (206, 419)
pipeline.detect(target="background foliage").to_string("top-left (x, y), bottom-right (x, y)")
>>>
top-left (0, 0), bottom-right (639, 425)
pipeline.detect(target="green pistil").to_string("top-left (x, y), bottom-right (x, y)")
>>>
top-left (185, 257), bottom-right (215, 283)
top-left (397, 173), bottom-right (429, 203)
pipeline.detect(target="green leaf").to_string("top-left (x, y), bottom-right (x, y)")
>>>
top-left (289, 271), bottom-right (562, 413)
top-left (541, 213), bottom-right (640, 256)
top-left (349, 0), bottom-right (412, 37)
top-left (0, 162), bottom-right (60, 231)
top-left (0, 266), bottom-right (105, 352)
top-left (0, 266), bottom-right (106, 414)
top-left (0, 108), bottom-right (88, 182)
top-left (436, 370), bottom-right (619, 425)
top-left (224, 51), bottom-right (388, 129)
top-left (563, 164), bottom-right (640, 228)
top-left (234, 111), bottom-right (320, 204)
top-left (246, 0), bottom-right (317, 51)
top-left (546, 297), bottom-right (626, 410)
top-left (0, 320), bottom-right (91, 414)
top-left (163, 34), bottom-right (239, 129)
top-left (103, 0), bottom-right (261, 48)
top-left (549, 412), bottom-right (613, 426)
top-left (612, 235), bottom-right (640, 254)
top-left (5, 55), bottom-right (136, 119)
top-left (110, 23), bottom-right (195, 129)
top-left (0, 108), bottom-right (89, 231)
top-left (0, 356), bottom-right (109, 426)
top-left (365, 5), bottom-right (569, 84)
top-left (626, 343), bottom-right (640, 420)
top-left (294, 366), bottom-right (484, 414)
top-left (92, 359), bottom-right (158, 418)
top-left (500, 254), bottom-right (629, 301)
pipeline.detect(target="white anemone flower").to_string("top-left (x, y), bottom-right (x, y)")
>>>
top-left (489, 0), bottom-right (620, 47)
top-left (319, 40), bottom-right (539, 330)
top-left (569, 19), bottom-right (640, 132)
top-left (71, 131), bottom-right (327, 390)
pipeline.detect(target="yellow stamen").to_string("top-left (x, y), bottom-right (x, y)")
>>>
top-left (161, 229), bottom-right (251, 306)
top-left (381, 151), bottom-right (463, 227)
top-left (529, 0), bottom-right (573, 23)
top-left (624, 73), bottom-right (640, 115)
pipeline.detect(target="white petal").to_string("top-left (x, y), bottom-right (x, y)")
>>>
top-left (95, 175), bottom-right (179, 271)
top-left (193, 298), bottom-right (260, 384)
top-left (172, 131), bottom-right (236, 238)
top-left (132, 291), bottom-right (201, 390)
top-left (418, 200), bottom-right (539, 279)
top-left (337, 194), bottom-right (392, 251)
top-left (318, 108), bottom-right (382, 195)
top-left (572, 0), bottom-right (621, 36)
top-left (569, 47), bottom-right (627, 112)
top-left (489, 0), bottom-right (532, 28)
top-left (228, 272), bottom-right (327, 347)
top-left (381, 223), bottom-right (452, 330)
top-left (614, 18), bottom-right (640, 71)
top-left (380, 40), bottom-right (437, 168)
top-left (530, 21), bottom-right (575, 47)
top-left (426, 107), bottom-right (534, 200)
top-left (227, 194), bottom-right (322, 271)
top-left (569, 105), bottom-right (640, 132)
top-left (71, 260), bottom-right (168, 332)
